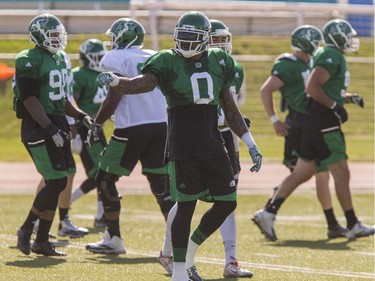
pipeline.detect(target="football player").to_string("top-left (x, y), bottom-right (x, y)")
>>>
top-left (33, 51), bottom-right (89, 240)
top-left (85, 17), bottom-right (175, 255)
top-left (157, 19), bottom-right (253, 279)
top-left (253, 19), bottom-right (374, 241)
top-left (69, 38), bottom-right (108, 228)
top-left (14, 13), bottom-right (94, 256)
top-left (253, 25), bottom-right (349, 241)
top-left (95, 11), bottom-right (262, 281)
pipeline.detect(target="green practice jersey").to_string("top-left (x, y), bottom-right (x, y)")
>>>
top-left (14, 46), bottom-right (68, 115)
top-left (13, 46), bottom-right (70, 141)
top-left (142, 48), bottom-right (236, 160)
top-left (312, 46), bottom-right (348, 106)
top-left (72, 67), bottom-right (107, 117)
top-left (272, 53), bottom-right (310, 114)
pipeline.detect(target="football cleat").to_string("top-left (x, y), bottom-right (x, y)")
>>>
top-left (86, 229), bottom-right (126, 254)
top-left (17, 228), bottom-right (32, 255)
top-left (157, 250), bottom-right (173, 275)
top-left (346, 222), bottom-right (375, 241)
top-left (252, 209), bottom-right (278, 241)
top-left (58, 218), bottom-right (89, 238)
top-left (223, 259), bottom-right (253, 278)
top-left (31, 240), bottom-right (66, 256)
top-left (327, 223), bottom-right (348, 239)
top-left (186, 265), bottom-right (203, 281)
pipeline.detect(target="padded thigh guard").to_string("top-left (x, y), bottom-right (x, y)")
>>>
top-left (96, 170), bottom-right (121, 212)
top-left (145, 173), bottom-right (174, 215)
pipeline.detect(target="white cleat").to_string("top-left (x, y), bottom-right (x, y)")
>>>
top-left (157, 250), bottom-right (173, 275)
top-left (346, 222), bottom-right (375, 241)
top-left (58, 218), bottom-right (89, 238)
top-left (252, 209), bottom-right (277, 241)
top-left (86, 230), bottom-right (126, 254)
top-left (223, 260), bottom-right (253, 278)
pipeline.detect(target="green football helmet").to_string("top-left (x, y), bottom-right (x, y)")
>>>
top-left (79, 39), bottom-right (106, 72)
top-left (174, 11), bottom-right (211, 58)
top-left (29, 13), bottom-right (67, 54)
top-left (209, 19), bottom-right (232, 54)
top-left (323, 19), bottom-right (359, 54)
top-left (291, 25), bottom-right (323, 56)
top-left (106, 18), bottom-right (145, 50)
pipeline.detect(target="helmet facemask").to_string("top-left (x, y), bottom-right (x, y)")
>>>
top-left (209, 32), bottom-right (232, 54)
top-left (323, 19), bottom-right (360, 54)
top-left (79, 39), bottom-right (106, 72)
top-left (29, 15), bottom-right (67, 54)
top-left (174, 28), bottom-right (209, 58)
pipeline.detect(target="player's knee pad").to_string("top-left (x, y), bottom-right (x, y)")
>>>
top-left (213, 200), bottom-right (237, 218)
top-left (96, 170), bottom-right (121, 204)
top-left (34, 177), bottom-right (67, 211)
top-left (46, 177), bottom-right (68, 193)
top-left (145, 173), bottom-right (174, 213)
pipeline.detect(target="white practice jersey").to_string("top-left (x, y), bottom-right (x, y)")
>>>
top-left (100, 48), bottom-right (167, 129)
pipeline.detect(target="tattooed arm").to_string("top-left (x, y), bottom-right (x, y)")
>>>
top-left (110, 72), bottom-right (159, 96)
top-left (219, 88), bottom-right (248, 138)
top-left (220, 87), bottom-right (262, 172)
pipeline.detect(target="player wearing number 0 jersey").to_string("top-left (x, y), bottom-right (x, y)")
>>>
top-left (94, 12), bottom-right (262, 280)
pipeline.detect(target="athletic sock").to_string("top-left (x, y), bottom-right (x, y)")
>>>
top-left (70, 188), bottom-right (84, 203)
top-left (185, 238), bottom-right (199, 269)
top-left (95, 200), bottom-right (104, 220)
top-left (344, 209), bottom-right (358, 229)
top-left (324, 208), bottom-right (338, 228)
top-left (59, 208), bottom-right (69, 222)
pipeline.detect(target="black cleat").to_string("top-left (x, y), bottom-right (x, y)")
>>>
top-left (17, 228), bottom-right (32, 255)
top-left (31, 241), bottom-right (66, 256)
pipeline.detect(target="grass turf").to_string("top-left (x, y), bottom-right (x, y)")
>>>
top-left (0, 193), bottom-right (373, 280)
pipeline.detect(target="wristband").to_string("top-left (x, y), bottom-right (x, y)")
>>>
top-left (110, 75), bottom-right (120, 87)
top-left (217, 115), bottom-right (225, 126)
top-left (270, 114), bottom-right (279, 124)
top-left (330, 101), bottom-right (337, 109)
top-left (241, 132), bottom-right (256, 149)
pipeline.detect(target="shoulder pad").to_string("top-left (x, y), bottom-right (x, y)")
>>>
top-left (276, 53), bottom-right (297, 62)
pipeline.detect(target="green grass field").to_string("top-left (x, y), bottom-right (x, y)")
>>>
top-left (0, 193), bottom-right (373, 280)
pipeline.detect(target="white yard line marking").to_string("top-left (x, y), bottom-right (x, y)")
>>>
top-left (2, 234), bottom-right (374, 279)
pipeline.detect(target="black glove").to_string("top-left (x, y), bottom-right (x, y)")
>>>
top-left (79, 113), bottom-right (95, 130)
top-left (87, 123), bottom-right (102, 147)
top-left (45, 123), bottom-right (70, 147)
top-left (243, 116), bottom-right (251, 128)
top-left (348, 94), bottom-right (364, 108)
top-left (332, 103), bottom-right (348, 124)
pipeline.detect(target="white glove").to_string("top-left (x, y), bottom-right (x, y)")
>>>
top-left (96, 72), bottom-right (120, 88)
top-left (249, 145), bottom-right (262, 172)
top-left (71, 135), bottom-right (82, 154)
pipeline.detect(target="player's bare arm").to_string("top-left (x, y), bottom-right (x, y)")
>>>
top-left (65, 99), bottom-right (86, 120)
top-left (219, 88), bottom-right (248, 138)
top-left (306, 66), bottom-right (334, 108)
top-left (112, 72), bottom-right (159, 95)
top-left (23, 96), bottom-right (51, 128)
top-left (95, 87), bottom-right (122, 124)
